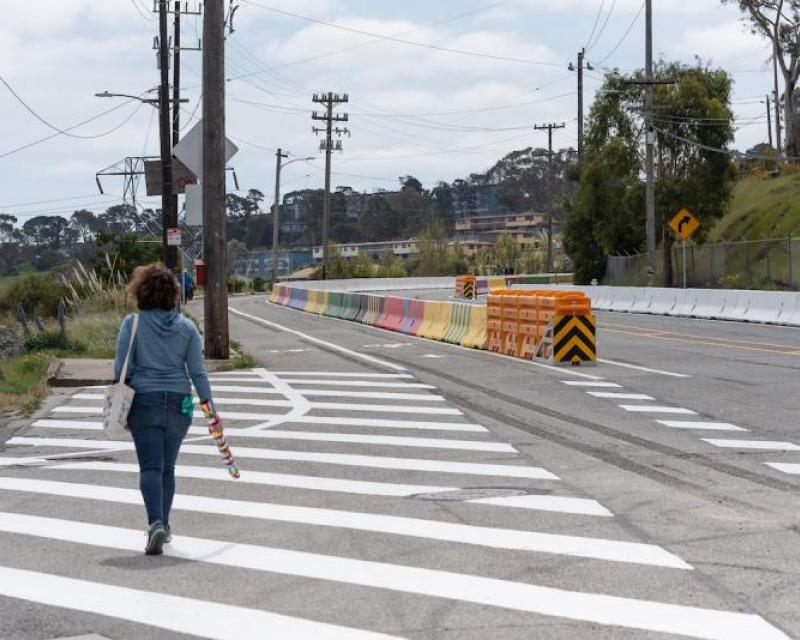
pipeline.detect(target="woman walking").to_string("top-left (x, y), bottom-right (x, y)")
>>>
top-left (114, 263), bottom-right (220, 555)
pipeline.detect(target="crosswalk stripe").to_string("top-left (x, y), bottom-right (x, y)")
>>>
top-left (561, 381), bottom-right (622, 388)
top-left (29, 421), bottom-right (512, 453)
top-left (8, 437), bottom-right (557, 479)
top-left (702, 439), bottom-right (800, 451)
top-left (47, 408), bottom-right (484, 432)
top-left (0, 513), bottom-right (788, 640)
top-left (619, 405), bottom-right (697, 414)
top-left (40, 462), bottom-right (610, 515)
top-left (209, 377), bottom-right (436, 389)
top-left (0, 565), bottom-right (400, 640)
top-left (208, 385), bottom-right (447, 401)
top-left (587, 392), bottom-right (655, 400)
top-left (656, 421), bottom-right (747, 432)
top-left (0, 478), bottom-right (689, 568)
top-left (766, 463), bottom-right (800, 475)
top-left (268, 371), bottom-right (414, 378)
top-left (68, 393), bottom-right (463, 415)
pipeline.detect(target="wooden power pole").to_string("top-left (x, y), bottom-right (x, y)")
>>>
top-left (534, 122), bottom-right (565, 274)
top-left (202, 0), bottom-right (229, 359)
top-left (272, 148), bottom-right (288, 284)
top-left (312, 92), bottom-right (349, 279)
top-left (158, 0), bottom-right (177, 270)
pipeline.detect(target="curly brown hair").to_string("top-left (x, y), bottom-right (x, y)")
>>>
top-left (128, 263), bottom-right (179, 311)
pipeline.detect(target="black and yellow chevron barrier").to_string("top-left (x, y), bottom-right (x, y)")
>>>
top-left (552, 314), bottom-right (596, 365)
top-left (463, 280), bottom-right (476, 299)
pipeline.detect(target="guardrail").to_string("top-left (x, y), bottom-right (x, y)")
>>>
top-left (513, 284), bottom-right (800, 327)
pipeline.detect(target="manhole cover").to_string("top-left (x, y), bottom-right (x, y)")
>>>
top-left (413, 488), bottom-right (530, 502)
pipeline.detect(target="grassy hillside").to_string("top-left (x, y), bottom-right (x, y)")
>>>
top-left (709, 174), bottom-right (800, 242)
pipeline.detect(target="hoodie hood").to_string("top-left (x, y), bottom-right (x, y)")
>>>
top-left (140, 309), bottom-right (182, 337)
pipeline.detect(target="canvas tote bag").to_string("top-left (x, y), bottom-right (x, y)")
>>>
top-left (103, 314), bottom-right (139, 440)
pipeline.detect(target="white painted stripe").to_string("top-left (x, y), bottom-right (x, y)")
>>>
top-left (0, 478), bottom-right (689, 568)
top-left (598, 359), bottom-right (691, 378)
top-left (32, 419), bottom-right (103, 430)
top-left (0, 514), bottom-right (787, 640)
top-left (618, 405), bottom-right (697, 415)
top-left (0, 565), bottom-right (399, 640)
top-left (44, 461), bottom-right (608, 515)
top-left (8, 437), bottom-right (557, 479)
top-left (210, 385), bottom-right (447, 402)
top-left (587, 392), bottom-right (655, 400)
top-left (287, 415), bottom-right (486, 433)
top-left (30, 421), bottom-right (507, 452)
top-left (656, 420), bottom-right (747, 432)
top-left (68, 394), bottom-right (463, 415)
top-left (211, 377), bottom-right (436, 389)
top-left (766, 463), bottom-right (800, 475)
top-left (45, 410), bottom-right (486, 433)
top-left (229, 307), bottom-right (407, 371)
top-left (562, 381), bottom-right (622, 388)
top-left (269, 371), bottom-right (414, 378)
top-left (53, 461), bottom-right (452, 497)
top-left (471, 495), bottom-right (612, 516)
top-left (305, 401), bottom-right (461, 415)
top-left (231, 430), bottom-right (514, 452)
top-left (702, 439), bottom-right (800, 451)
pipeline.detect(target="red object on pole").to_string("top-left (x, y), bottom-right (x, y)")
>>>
top-left (194, 259), bottom-right (207, 286)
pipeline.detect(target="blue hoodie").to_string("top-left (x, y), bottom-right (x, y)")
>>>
top-left (113, 310), bottom-right (214, 406)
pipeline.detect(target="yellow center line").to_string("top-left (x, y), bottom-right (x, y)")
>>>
top-left (600, 322), bottom-right (800, 350)
top-left (602, 327), bottom-right (800, 357)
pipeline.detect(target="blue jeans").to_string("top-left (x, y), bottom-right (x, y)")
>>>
top-left (128, 391), bottom-right (191, 527)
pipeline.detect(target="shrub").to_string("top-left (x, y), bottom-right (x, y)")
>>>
top-left (252, 276), bottom-right (266, 292)
top-left (0, 273), bottom-right (68, 318)
top-left (24, 330), bottom-right (87, 355)
top-left (228, 277), bottom-right (246, 293)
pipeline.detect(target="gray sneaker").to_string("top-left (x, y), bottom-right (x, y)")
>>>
top-left (145, 521), bottom-right (167, 555)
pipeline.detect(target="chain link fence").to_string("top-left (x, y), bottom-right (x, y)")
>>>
top-left (606, 237), bottom-right (800, 290)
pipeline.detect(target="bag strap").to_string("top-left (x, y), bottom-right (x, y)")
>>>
top-left (118, 314), bottom-right (139, 383)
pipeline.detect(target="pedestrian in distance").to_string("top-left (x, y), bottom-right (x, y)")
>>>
top-left (113, 263), bottom-right (223, 555)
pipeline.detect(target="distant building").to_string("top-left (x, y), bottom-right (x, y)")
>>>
top-left (455, 212), bottom-right (551, 246)
top-left (312, 239), bottom-right (420, 263)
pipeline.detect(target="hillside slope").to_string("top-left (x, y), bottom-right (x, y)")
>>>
top-left (709, 174), bottom-right (800, 242)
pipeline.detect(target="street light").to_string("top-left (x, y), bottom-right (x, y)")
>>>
top-left (95, 90), bottom-right (189, 107)
top-left (272, 152), bottom-right (314, 284)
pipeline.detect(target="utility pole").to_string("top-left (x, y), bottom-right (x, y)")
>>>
top-left (534, 122), bottom-right (566, 273)
top-left (772, 47), bottom-right (782, 161)
top-left (272, 148), bottom-right (288, 284)
top-left (158, 0), bottom-right (176, 270)
top-left (172, 0), bottom-right (182, 282)
top-left (578, 49), bottom-right (584, 158)
top-left (765, 94), bottom-right (774, 148)
top-left (312, 92), bottom-right (349, 279)
top-left (202, 0), bottom-right (229, 359)
top-left (644, 0), bottom-right (655, 287)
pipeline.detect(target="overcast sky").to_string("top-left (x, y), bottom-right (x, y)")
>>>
top-left (0, 0), bottom-right (775, 224)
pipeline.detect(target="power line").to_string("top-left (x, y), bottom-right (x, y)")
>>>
top-left (588, 0), bottom-right (618, 52)
top-left (591, 0), bottom-right (645, 66)
top-left (227, 0), bottom-right (512, 83)
top-left (585, 0), bottom-right (607, 50)
top-left (0, 100), bottom-right (143, 159)
top-left (0, 73), bottom-right (144, 140)
top-left (652, 125), bottom-right (798, 160)
top-left (241, 0), bottom-right (563, 67)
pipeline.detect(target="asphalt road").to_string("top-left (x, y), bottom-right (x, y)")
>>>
top-left (0, 292), bottom-right (798, 639)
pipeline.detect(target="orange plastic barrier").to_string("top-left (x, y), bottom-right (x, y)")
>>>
top-left (489, 289), bottom-right (595, 364)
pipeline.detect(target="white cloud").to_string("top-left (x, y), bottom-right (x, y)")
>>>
top-left (669, 20), bottom-right (770, 63)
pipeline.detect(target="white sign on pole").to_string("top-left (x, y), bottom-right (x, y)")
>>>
top-left (185, 184), bottom-right (203, 226)
top-left (166, 228), bottom-right (182, 246)
top-left (174, 120), bottom-right (238, 180)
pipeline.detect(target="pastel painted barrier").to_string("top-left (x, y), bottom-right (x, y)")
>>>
top-left (268, 281), bottom-right (598, 359)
